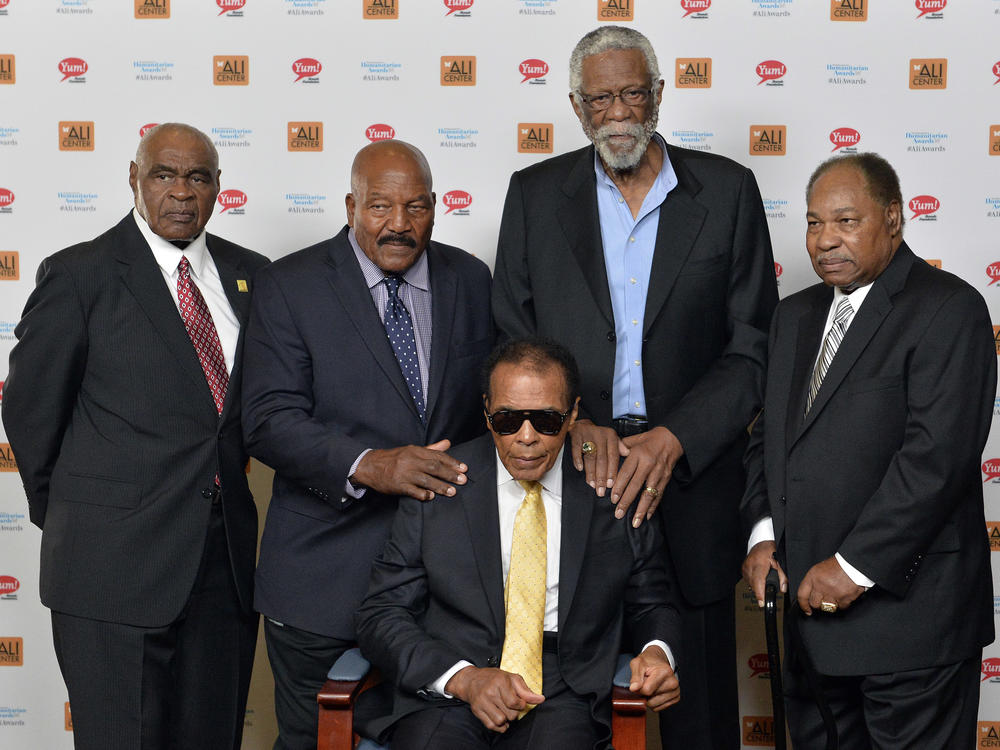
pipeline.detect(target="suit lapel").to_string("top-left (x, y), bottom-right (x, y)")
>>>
top-left (209, 236), bottom-right (254, 420)
top-left (323, 230), bottom-right (422, 425)
top-left (425, 244), bottom-right (457, 423)
top-left (557, 147), bottom-right (615, 328)
top-left (785, 291), bottom-right (830, 446)
top-left (461, 436), bottom-right (506, 634)
top-left (557, 446), bottom-right (594, 633)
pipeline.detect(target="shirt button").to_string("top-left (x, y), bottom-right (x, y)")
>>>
top-left (618, 198), bottom-right (624, 204)
top-left (632, 319), bottom-right (638, 326)
top-left (600, 390), bottom-right (610, 400)
top-left (629, 237), bottom-right (635, 243)
top-left (634, 401), bottom-right (641, 408)
top-left (629, 277), bottom-right (637, 285)
top-left (607, 331), bottom-right (616, 342)
top-left (634, 360), bottom-right (640, 366)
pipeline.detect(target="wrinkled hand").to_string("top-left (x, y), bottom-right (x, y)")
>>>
top-left (610, 427), bottom-right (684, 527)
top-left (351, 440), bottom-right (466, 501)
top-left (798, 556), bottom-right (865, 615)
top-left (445, 666), bottom-right (545, 732)
top-left (569, 420), bottom-right (627, 498)
top-left (628, 646), bottom-right (680, 711)
top-left (742, 540), bottom-right (787, 608)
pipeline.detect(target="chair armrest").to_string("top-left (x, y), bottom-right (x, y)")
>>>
top-left (610, 653), bottom-right (647, 750)
top-left (318, 648), bottom-right (380, 750)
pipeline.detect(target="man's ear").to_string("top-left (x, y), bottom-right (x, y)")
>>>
top-left (345, 193), bottom-right (355, 227)
top-left (885, 200), bottom-right (902, 236)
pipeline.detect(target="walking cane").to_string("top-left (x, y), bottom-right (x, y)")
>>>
top-left (764, 568), bottom-right (786, 750)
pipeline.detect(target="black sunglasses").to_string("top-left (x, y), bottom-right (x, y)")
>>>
top-left (484, 407), bottom-right (571, 436)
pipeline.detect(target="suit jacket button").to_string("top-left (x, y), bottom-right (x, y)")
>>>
top-left (607, 331), bottom-right (616, 342)
top-left (778, 495), bottom-right (786, 504)
top-left (486, 656), bottom-right (499, 667)
top-left (201, 488), bottom-right (214, 499)
top-left (600, 390), bottom-right (610, 400)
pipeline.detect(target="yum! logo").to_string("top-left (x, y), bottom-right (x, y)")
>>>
top-left (444, 0), bottom-right (473, 15)
top-left (442, 190), bottom-right (472, 215)
top-left (139, 123), bottom-right (159, 137)
top-left (366, 123), bottom-right (395, 142)
top-left (0, 188), bottom-right (14, 207)
top-left (519, 59), bottom-right (548, 84)
top-left (217, 189), bottom-right (247, 214)
top-left (58, 57), bottom-right (87, 82)
top-left (983, 657), bottom-right (1000, 681)
top-left (292, 58), bottom-right (321, 83)
top-left (217, 0), bottom-right (245, 14)
top-left (993, 61), bottom-right (1000, 85)
top-left (915, 0), bottom-right (945, 18)
top-left (829, 127), bottom-right (860, 152)
top-left (681, 0), bottom-right (710, 17)
top-left (908, 195), bottom-right (939, 220)
top-left (983, 459), bottom-right (1000, 481)
top-left (756, 60), bottom-right (786, 85)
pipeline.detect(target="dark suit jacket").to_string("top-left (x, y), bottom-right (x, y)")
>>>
top-left (492, 140), bottom-right (778, 604)
top-left (354, 434), bottom-right (681, 744)
top-left (1, 213), bottom-right (269, 626)
top-left (243, 226), bottom-right (492, 638)
top-left (741, 243), bottom-right (995, 675)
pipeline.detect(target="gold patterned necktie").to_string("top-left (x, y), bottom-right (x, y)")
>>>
top-left (500, 479), bottom-right (547, 717)
top-left (805, 296), bottom-right (854, 415)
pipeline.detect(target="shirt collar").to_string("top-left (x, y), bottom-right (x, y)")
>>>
top-left (133, 207), bottom-right (210, 280)
top-left (495, 445), bottom-right (564, 499)
top-left (347, 227), bottom-right (430, 292)
top-left (833, 281), bottom-right (873, 313)
top-left (593, 132), bottom-right (677, 196)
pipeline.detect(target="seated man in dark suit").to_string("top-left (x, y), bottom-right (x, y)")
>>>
top-left (355, 338), bottom-right (681, 750)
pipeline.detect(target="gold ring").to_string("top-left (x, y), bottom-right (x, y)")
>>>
top-left (820, 601), bottom-right (838, 613)
top-left (581, 441), bottom-right (596, 455)
top-left (643, 486), bottom-right (659, 496)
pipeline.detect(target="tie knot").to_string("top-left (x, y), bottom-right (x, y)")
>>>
top-left (384, 275), bottom-right (403, 298)
top-left (178, 255), bottom-right (191, 277)
top-left (833, 296), bottom-right (853, 327)
top-left (518, 480), bottom-right (542, 498)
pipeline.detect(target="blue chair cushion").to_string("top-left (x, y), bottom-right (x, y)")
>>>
top-left (612, 653), bottom-right (632, 688)
top-left (326, 647), bottom-right (371, 682)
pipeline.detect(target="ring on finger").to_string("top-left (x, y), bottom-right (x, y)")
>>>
top-left (643, 486), bottom-right (659, 496)
top-left (820, 600), bottom-right (838, 613)
top-left (581, 441), bottom-right (596, 455)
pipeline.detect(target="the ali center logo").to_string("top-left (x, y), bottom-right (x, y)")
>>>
top-left (980, 722), bottom-right (1000, 746)
top-left (908, 194), bottom-right (939, 221)
top-left (442, 190), bottom-right (472, 216)
top-left (0, 187), bottom-right (13, 214)
top-left (749, 126), bottom-right (786, 156)
top-left (743, 716), bottom-right (775, 746)
top-left (676, 59), bottom-right (711, 88)
top-left (217, 0), bottom-right (246, 16)
top-left (214, 55), bottom-right (248, 86)
top-left (518, 123), bottom-right (553, 154)
top-left (681, 0), bottom-right (710, 19)
top-left (830, 127), bottom-right (860, 152)
top-left (444, 0), bottom-right (473, 16)
top-left (0, 576), bottom-right (18, 600)
top-left (365, 123), bottom-right (395, 142)
top-left (363, 0), bottom-right (398, 19)
top-left (910, 58), bottom-right (947, 89)
top-left (139, 122), bottom-right (158, 137)
top-left (994, 326), bottom-right (1000, 354)
top-left (988, 522), bottom-right (1000, 551)
top-left (598, 0), bottom-right (633, 21)
top-left (288, 122), bottom-right (322, 151)
top-left (991, 125), bottom-right (1000, 156)
top-left (0, 637), bottom-right (22, 666)
top-left (756, 60), bottom-right (786, 86)
top-left (0, 54), bottom-right (14, 84)
top-left (0, 443), bottom-right (16, 472)
top-left (217, 189), bottom-right (247, 215)
top-left (519, 59), bottom-right (548, 85)
top-left (292, 57), bottom-right (321, 83)
top-left (135, 0), bottom-right (169, 18)
top-left (441, 56), bottom-right (475, 86)
top-left (59, 121), bottom-right (94, 151)
top-left (915, 0), bottom-right (945, 19)
top-left (831, 0), bottom-right (866, 21)
top-left (58, 57), bottom-right (87, 83)
top-left (0, 251), bottom-right (18, 280)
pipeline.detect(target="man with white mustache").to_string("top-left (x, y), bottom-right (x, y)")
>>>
top-left (492, 25), bottom-right (778, 750)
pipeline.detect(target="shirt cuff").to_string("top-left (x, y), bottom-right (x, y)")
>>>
top-left (747, 517), bottom-right (775, 553)
top-left (835, 552), bottom-right (875, 589)
top-left (344, 449), bottom-right (372, 499)
top-left (428, 660), bottom-right (473, 698)
top-left (642, 640), bottom-right (676, 671)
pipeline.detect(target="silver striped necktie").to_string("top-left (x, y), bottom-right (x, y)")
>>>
top-left (805, 296), bottom-right (854, 415)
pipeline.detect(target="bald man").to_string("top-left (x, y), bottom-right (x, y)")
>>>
top-left (243, 139), bottom-right (493, 750)
top-left (3, 123), bottom-right (269, 749)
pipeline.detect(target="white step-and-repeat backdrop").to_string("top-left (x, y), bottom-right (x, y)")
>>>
top-left (1, 0), bottom-right (998, 747)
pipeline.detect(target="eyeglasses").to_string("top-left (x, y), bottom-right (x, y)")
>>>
top-left (484, 408), bottom-right (571, 436)
top-left (577, 87), bottom-right (653, 112)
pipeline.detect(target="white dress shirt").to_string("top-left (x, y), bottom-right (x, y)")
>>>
top-left (132, 208), bottom-right (240, 374)
top-left (747, 283), bottom-right (876, 589)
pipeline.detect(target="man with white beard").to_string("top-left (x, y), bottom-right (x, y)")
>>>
top-left (492, 26), bottom-right (778, 750)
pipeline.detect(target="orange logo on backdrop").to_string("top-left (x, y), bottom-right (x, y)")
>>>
top-left (135, 0), bottom-right (169, 17)
top-left (0, 636), bottom-right (22, 665)
top-left (988, 523), bottom-right (1000, 551)
top-left (59, 122), bottom-right (94, 151)
top-left (214, 56), bottom-right (248, 86)
top-left (441, 57), bottom-right (475, 86)
top-left (909, 58), bottom-right (947, 89)
top-left (990, 125), bottom-right (1000, 156)
top-left (749, 126), bottom-right (786, 156)
top-left (994, 328), bottom-right (1000, 356)
top-left (924, 259), bottom-right (942, 269)
top-left (0, 54), bottom-right (14, 84)
top-left (676, 58), bottom-right (711, 88)
top-left (980, 722), bottom-right (1000, 746)
top-left (0, 443), bottom-right (16, 472)
top-left (518, 123), bottom-right (553, 154)
top-left (65, 702), bottom-right (73, 731)
top-left (830, 0), bottom-right (866, 21)
top-left (598, 0), bottom-right (633, 21)
top-left (743, 716), bottom-right (775, 746)
top-left (364, 0), bottom-right (398, 18)
top-left (0, 251), bottom-right (18, 280)
top-left (288, 122), bottom-right (323, 151)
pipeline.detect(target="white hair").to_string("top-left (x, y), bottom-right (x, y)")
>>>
top-left (568, 26), bottom-right (661, 99)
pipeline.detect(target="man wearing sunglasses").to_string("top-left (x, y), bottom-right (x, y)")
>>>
top-left (355, 338), bottom-right (681, 750)
top-left (492, 25), bottom-right (778, 749)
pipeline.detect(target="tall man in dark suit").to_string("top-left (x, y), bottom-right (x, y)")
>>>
top-left (1, 123), bottom-right (269, 749)
top-left (355, 338), bottom-right (681, 750)
top-left (742, 153), bottom-right (995, 748)
top-left (492, 25), bottom-right (778, 749)
top-left (242, 139), bottom-right (493, 750)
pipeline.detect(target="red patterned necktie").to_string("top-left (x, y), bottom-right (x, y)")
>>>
top-left (177, 255), bottom-right (229, 415)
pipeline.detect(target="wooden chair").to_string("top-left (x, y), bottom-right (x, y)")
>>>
top-left (318, 649), bottom-right (649, 750)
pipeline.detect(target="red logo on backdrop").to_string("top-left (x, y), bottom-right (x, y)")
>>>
top-left (830, 127), bottom-right (861, 151)
top-left (915, 0), bottom-right (945, 18)
top-left (0, 188), bottom-right (14, 206)
top-left (0, 380), bottom-right (4, 404)
top-left (442, 190), bottom-right (472, 214)
top-left (908, 195), bottom-right (939, 220)
top-left (988, 264), bottom-right (1000, 286)
top-left (139, 123), bottom-right (159, 137)
top-left (774, 262), bottom-right (783, 278)
top-left (519, 59), bottom-right (548, 83)
top-left (292, 58), bottom-right (321, 82)
top-left (58, 57), bottom-right (87, 82)
top-left (366, 124), bottom-right (395, 142)
top-left (993, 62), bottom-right (1000, 85)
top-left (756, 60), bottom-right (786, 85)
top-left (444, 0), bottom-right (473, 14)
top-left (0, 576), bottom-right (18, 595)
top-left (217, 189), bottom-right (247, 213)
top-left (983, 459), bottom-right (1000, 480)
top-left (681, 0), bottom-right (710, 17)
top-left (983, 657), bottom-right (1000, 681)
top-left (0, 0), bottom-right (10, 8)
top-left (748, 653), bottom-right (769, 677)
top-left (217, 0), bottom-right (246, 15)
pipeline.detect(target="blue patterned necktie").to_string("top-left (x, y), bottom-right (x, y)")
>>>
top-left (382, 275), bottom-right (426, 423)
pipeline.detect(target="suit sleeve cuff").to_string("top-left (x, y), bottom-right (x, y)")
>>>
top-left (427, 660), bottom-right (473, 698)
top-left (344, 449), bottom-right (372, 499)
top-left (642, 640), bottom-right (676, 671)
top-left (835, 552), bottom-right (875, 589)
top-left (747, 517), bottom-right (775, 554)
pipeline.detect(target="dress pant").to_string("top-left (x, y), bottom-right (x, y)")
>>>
top-left (263, 616), bottom-right (353, 750)
top-left (390, 650), bottom-right (604, 750)
top-left (51, 503), bottom-right (258, 750)
top-left (785, 651), bottom-right (982, 750)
